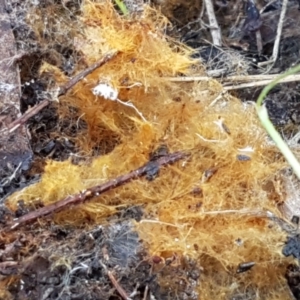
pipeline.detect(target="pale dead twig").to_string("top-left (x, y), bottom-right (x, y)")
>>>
top-left (222, 74), bottom-right (300, 82)
top-left (200, 0), bottom-right (205, 19)
top-left (165, 73), bottom-right (300, 90)
top-left (259, 0), bottom-right (278, 14)
top-left (223, 75), bottom-right (300, 90)
top-left (201, 208), bottom-right (265, 215)
top-left (258, 0), bottom-right (288, 68)
top-left (143, 285), bottom-right (149, 300)
top-left (165, 74), bottom-right (300, 82)
top-left (129, 285), bottom-right (140, 299)
top-left (202, 0), bottom-right (222, 46)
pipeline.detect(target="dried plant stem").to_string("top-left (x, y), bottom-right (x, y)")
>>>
top-left (223, 75), bottom-right (300, 90)
top-left (258, 0), bottom-right (288, 67)
top-left (5, 51), bottom-right (118, 134)
top-left (9, 151), bottom-right (187, 230)
top-left (166, 73), bottom-right (300, 83)
top-left (165, 73), bottom-right (300, 90)
top-left (107, 269), bottom-right (131, 300)
top-left (260, 0), bottom-right (277, 13)
top-left (202, 0), bottom-right (222, 46)
top-left (59, 51), bottom-right (118, 95)
top-left (7, 100), bottom-right (50, 133)
top-left (202, 208), bottom-right (265, 215)
top-left (100, 259), bottom-right (132, 300)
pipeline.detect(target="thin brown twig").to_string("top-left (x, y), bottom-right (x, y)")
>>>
top-left (99, 259), bottom-right (131, 300)
top-left (7, 100), bottom-right (50, 133)
top-left (9, 151), bottom-right (187, 230)
top-left (5, 51), bottom-right (118, 134)
top-left (58, 50), bottom-right (117, 95)
top-left (107, 269), bottom-right (131, 300)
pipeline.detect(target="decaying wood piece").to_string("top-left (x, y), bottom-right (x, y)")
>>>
top-left (0, 0), bottom-right (32, 180)
top-left (9, 151), bottom-right (187, 229)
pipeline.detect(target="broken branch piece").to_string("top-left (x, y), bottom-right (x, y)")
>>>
top-left (5, 51), bottom-right (118, 134)
top-left (9, 151), bottom-right (187, 229)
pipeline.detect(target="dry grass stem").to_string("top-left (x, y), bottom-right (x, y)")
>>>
top-left (165, 73), bottom-right (300, 90)
top-left (258, 0), bottom-right (288, 67)
top-left (202, 0), bottom-right (222, 46)
top-left (224, 75), bottom-right (300, 90)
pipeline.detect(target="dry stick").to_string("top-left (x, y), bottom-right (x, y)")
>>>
top-left (203, 0), bottom-right (222, 46)
top-left (223, 75), bottom-right (300, 90)
top-left (58, 51), bottom-right (117, 95)
top-left (9, 151), bottom-right (187, 230)
top-left (6, 51), bottom-right (118, 133)
top-left (99, 259), bottom-right (131, 300)
top-left (260, 0), bottom-right (277, 13)
top-left (258, 0), bottom-right (288, 68)
top-left (7, 100), bottom-right (50, 133)
top-left (107, 269), bottom-right (131, 300)
top-left (143, 285), bottom-right (149, 300)
top-left (166, 74), bottom-right (300, 82)
top-left (165, 74), bottom-right (300, 89)
top-left (222, 74), bottom-right (300, 83)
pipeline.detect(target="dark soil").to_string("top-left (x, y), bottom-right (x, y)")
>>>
top-left (0, 205), bottom-right (200, 300)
